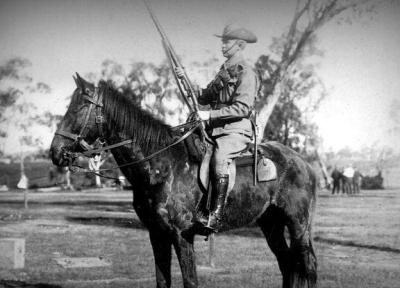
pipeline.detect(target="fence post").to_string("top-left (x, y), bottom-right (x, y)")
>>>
top-left (208, 234), bottom-right (215, 268)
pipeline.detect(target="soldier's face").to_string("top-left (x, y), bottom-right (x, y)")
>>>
top-left (221, 39), bottom-right (240, 58)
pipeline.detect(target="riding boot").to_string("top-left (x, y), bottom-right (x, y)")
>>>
top-left (207, 174), bottom-right (229, 232)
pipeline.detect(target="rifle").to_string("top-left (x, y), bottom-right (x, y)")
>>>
top-left (143, 0), bottom-right (210, 142)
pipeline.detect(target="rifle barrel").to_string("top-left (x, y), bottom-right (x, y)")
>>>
top-left (162, 40), bottom-right (193, 112)
top-left (143, 0), bottom-right (212, 143)
top-left (143, 0), bottom-right (197, 102)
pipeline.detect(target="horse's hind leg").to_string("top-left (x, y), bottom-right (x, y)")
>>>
top-left (257, 204), bottom-right (292, 288)
top-left (258, 204), bottom-right (317, 288)
top-left (149, 229), bottom-right (173, 288)
top-left (172, 232), bottom-right (198, 288)
top-left (286, 216), bottom-right (317, 288)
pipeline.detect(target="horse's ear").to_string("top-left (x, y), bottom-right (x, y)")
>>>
top-left (75, 72), bottom-right (82, 80)
top-left (73, 74), bottom-right (79, 87)
top-left (74, 72), bottom-right (94, 92)
top-left (74, 72), bottom-right (84, 88)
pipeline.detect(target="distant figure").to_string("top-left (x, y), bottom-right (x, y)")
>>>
top-left (53, 166), bottom-right (74, 190)
top-left (116, 175), bottom-right (126, 190)
top-left (331, 167), bottom-right (342, 195)
top-left (17, 172), bottom-right (29, 189)
top-left (353, 169), bottom-right (363, 194)
top-left (342, 166), bottom-right (355, 194)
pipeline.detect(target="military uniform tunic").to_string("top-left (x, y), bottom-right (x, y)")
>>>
top-left (198, 53), bottom-right (259, 176)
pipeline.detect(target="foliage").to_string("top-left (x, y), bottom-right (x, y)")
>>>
top-left (325, 146), bottom-right (400, 170)
top-left (361, 173), bottom-right (384, 189)
top-left (0, 155), bottom-right (121, 190)
top-left (0, 161), bottom-right (54, 189)
top-left (324, 145), bottom-right (400, 188)
top-left (0, 57), bottom-right (52, 154)
top-left (88, 59), bottom-right (189, 126)
top-left (254, 0), bottom-right (384, 148)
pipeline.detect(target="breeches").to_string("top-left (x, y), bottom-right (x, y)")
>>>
top-left (212, 133), bottom-right (252, 176)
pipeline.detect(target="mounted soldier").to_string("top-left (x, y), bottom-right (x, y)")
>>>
top-left (143, 0), bottom-right (273, 235)
top-left (50, 9), bottom-right (318, 285)
top-left (176, 24), bottom-right (260, 231)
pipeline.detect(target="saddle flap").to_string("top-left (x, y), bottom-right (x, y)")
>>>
top-left (199, 144), bottom-right (213, 192)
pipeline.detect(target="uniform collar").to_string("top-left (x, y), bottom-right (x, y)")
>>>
top-left (224, 53), bottom-right (245, 69)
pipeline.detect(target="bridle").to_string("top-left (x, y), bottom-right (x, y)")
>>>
top-left (54, 85), bottom-right (202, 176)
top-left (55, 86), bottom-right (108, 162)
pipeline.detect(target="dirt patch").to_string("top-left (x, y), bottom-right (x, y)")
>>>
top-left (0, 279), bottom-right (62, 288)
top-left (65, 216), bottom-right (144, 229)
top-left (54, 257), bottom-right (111, 268)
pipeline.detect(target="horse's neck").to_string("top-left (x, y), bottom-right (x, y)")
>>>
top-left (101, 98), bottom-right (189, 177)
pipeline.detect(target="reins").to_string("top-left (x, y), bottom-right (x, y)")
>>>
top-left (69, 121), bottom-right (201, 177)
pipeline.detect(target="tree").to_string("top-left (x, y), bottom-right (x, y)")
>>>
top-left (261, 61), bottom-right (326, 151)
top-left (255, 0), bottom-right (385, 142)
top-left (0, 57), bottom-right (52, 181)
top-left (92, 59), bottom-right (189, 125)
top-left (0, 58), bottom-right (32, 142)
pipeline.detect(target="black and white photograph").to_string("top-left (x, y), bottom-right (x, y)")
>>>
top-left (0, 0), bottom-right (399, 287)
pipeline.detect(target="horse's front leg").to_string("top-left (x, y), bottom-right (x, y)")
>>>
top-left (149, 228), bottom-right (173, 288)
top-left (133, 197), bottom-right (173, 288)
top-left (172, 229), bottom-right (198, 288)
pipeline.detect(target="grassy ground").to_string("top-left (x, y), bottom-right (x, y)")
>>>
top-left (0, 188), bottom-right (399, 288)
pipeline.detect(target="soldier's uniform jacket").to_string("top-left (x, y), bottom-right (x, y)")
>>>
top-left (198, 54), bottom-right (259, 137)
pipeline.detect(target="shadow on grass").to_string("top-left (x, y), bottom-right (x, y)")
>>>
top-left (314, 236), bottom-right (400, 254)
top-left (0, 280), bottom-right (62, 288)
top-left (223, 227), bottom-right (264, 238)
top-left (318, 193), bottom-right (396, 199)
top-left (224, 228), bottom-right (400, 254)
top-left (65, 216), bottom-right (145, 230)
top-left (0, 200), bottom-right (132, 207)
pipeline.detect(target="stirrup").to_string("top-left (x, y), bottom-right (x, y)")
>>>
top-left (181, 221), bottom-right (215, 242)
top-left (193, 211), bottom-right (209, 226)
top-left (204, 212), bottom-right (221, 232)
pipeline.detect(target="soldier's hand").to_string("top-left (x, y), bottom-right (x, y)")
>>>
top-left (197, 111), bottom-right (210, 121)
top-left (174, 67), bottom-right (184, 79)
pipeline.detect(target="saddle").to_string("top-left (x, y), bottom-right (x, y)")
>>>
top-left (184, 131), bottom-right (277, 194)
top-left (181, 123), bottom-right (277, 239)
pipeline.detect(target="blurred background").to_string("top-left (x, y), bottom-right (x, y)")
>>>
top-left (0, 0), bottom-right (399, 190)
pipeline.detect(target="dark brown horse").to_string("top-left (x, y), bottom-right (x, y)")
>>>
top-left (49, 74), bottom-right (317, 288)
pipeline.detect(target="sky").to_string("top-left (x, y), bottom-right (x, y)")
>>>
top-left (0, 0), bottom-right (399, 155)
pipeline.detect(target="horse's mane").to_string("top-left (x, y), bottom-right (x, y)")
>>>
top-left (99, 80), bottom-right (173, 154)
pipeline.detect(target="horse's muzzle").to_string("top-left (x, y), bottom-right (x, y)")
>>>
top-left (49, 146), bottom-right (71, 167)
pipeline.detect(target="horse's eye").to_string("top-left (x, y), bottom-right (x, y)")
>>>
top-left (85, 88), bottom-right (91, 95)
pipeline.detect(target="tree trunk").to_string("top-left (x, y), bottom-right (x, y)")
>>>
top-left (257, 81), bottom-right (282, 142)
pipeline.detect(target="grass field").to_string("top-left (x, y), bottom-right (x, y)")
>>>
top-left (0, 188), bottom-right (399, 288)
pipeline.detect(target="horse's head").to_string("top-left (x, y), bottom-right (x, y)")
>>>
top-left (50, 73), bottom-right (104, 167)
